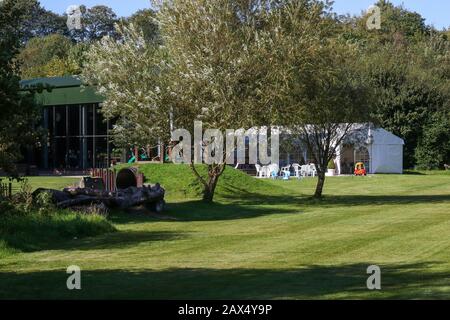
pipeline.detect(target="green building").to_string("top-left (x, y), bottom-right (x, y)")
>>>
top-left (20, 76), bottom-right (115, 170)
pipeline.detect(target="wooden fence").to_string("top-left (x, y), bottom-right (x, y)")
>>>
top-left (90, 167), bottom-right (145, 192)
top-left (90, 168), bottom-right (117, 192)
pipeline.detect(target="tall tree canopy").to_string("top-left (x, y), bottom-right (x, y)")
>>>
top-left (0, 0), bottom-right (40, 174)
top-left (17, 34), bottom-right (75, 79)
top-left (69, 5), bottom-right (119, 42)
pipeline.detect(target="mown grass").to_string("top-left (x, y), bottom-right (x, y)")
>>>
top-left (0, 165), bottom-right (449, 299)
top-left (0, 176), bottom-right (115, 259)
top-left (0, 212), bottom-right (116, 258)
top-left (135, 163), bottom-right (272, 200)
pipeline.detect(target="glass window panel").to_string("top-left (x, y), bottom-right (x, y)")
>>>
top-left (95, 137), bottom-right (109, 168)
top-left (54, 138), bottom-right (67, 168)
top-left (54, 107), bottom-right (66, 137)
top-left (68, 105), bottom-right (81, 137)
top-left (87, 105), bottom-right (94, 136)
top-left (96, 105), bottom-right (108, 136)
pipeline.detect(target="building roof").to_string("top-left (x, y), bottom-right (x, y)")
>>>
top-left (372, 128), bottom-right (405, 145)
top-left (20, 76), bottom-right (104, 106)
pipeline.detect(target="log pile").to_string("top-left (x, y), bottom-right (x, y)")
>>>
top-left (32, 168), bottom-right (165, 215)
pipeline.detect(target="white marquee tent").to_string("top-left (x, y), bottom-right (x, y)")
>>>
top-left (336, 127), bottom-right (405, 174)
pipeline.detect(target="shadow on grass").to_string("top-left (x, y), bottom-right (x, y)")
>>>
top-left (110, 200), bottom-right (302, 224)
top-left (221, 187), bottom-right (450, 208)
top-left (63, 230), bottom-right (188, 251)
top-left (0, 262), bottom-right (448, 299)
top-left (1, 230), bottom-right (188, 253)
top-left (109, 190), bottom-right (450, 224)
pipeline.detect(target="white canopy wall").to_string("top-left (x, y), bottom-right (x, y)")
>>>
top-left (369, 128), bottom-right (404, 174)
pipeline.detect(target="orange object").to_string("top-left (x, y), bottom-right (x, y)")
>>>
top-left (354, 162), bottom-right (367, 176)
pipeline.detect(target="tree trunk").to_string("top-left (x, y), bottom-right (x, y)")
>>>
top-left (202, 164), bottom-right (226, 202)
top-left (314, 171), bottom-right (326, 198)
top-left (202, 173), bottom-right (219, 202)
top-left (190, 163), bottom-right (226, 203)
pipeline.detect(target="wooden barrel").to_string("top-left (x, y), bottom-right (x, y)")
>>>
top-left (116, 167), bottom-right (140, 190)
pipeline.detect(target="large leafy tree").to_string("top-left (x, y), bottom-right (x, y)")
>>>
top-left (82, 23), bottom-right (170, 151)
top-left (0, 0), bottom-right (40, 175)
top-left (415, 111), bottom-right (450, 169)
top-left (69, 5), bottom-right (119, 42)
top-left (17, 0), bottom-right (67, 43)
top-left (340, 1), bottom-right (450, 169)
top-left (271, 1), bottom-right (372, 197)
top-left (364, 35), bottom-right (450, 168)
top-left (127, 9), bottom-right (160, 43)
top-left (17, 34), bottom-right (75, 79)
top-left (157, 0), bottom-right (297, 202)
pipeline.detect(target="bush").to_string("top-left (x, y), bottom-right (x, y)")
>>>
top-left (415, 112), bottom-right (450, 169)
top-left (327, 160), bottom-right (336, 170)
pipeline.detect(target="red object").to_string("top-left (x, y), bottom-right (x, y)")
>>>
top-left (354, 162), bottom-right (367, 176)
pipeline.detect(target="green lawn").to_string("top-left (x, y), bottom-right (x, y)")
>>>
top-left (1, 167), bottom-right (449, 299)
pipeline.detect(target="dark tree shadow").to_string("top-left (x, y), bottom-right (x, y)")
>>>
top-left (0, 262), bottom-right (448, 300)
top-left (1, 231), bottom-right (188, 253)
top-left (221, 187), bottom-right (450, 208)
top-left (109, 200), bottom-right (301, 224)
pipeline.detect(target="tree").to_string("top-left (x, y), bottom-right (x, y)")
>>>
top-left (127, 9), bottom-right (160, 43)
top-left (0, 0), bottom-right (40, 175)
top-left (17, 34), bottom-right (74, 79)
top-left (82, 23), bottom-right (171, 151)
top-left (362, 35), bottom-right (450, 168)
top-left (288, 41), bottom-right (371, 197)
top-left (69, 5), bottom-right (119, 42)
top-left (157, 0), bottom-right (293, 202)
top-left (339, 1), bottom-right (450, 169)
top-left (415, 111), bottom-right (450, 169)
top-left (240, 0), bottom-right (371, 198)
top-left (16, 0), bottom-right (67, 43)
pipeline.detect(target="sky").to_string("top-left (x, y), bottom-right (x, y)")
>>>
top-left (40, 0), bottom-right (449, 30)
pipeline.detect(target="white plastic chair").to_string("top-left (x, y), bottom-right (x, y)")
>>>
top-left (267, 163), bottom-right (279, 179)
top-left (261, 165), bottom-right (269, 178)
top-left (292, 163), bottom-right (301, 179)
top-left (281, 165), bottom-right (291, 176)
top-left (310, 164), bottom-right (317, 177)
top-left (281, 165), bottom-right (291, 180)
top-left (255, 164), bottom-right (262, 178)
top-left (300, 165), bottom-right (309, 177)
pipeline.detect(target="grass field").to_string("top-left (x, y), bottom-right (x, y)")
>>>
top-left (0, 166), bottom-right (449, 299)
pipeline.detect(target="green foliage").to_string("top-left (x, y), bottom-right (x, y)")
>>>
top-left (33, 190), bottom-right (55, 215)
top-left (362, 35), bottom-right (450, 168)
top-left (18, 0), bottom-right (67, 42)
top-left (11, 179), bottom-right (34, 213)
top-left (0, 177), bottom-right (115, 257)
top-left (415, 111), bottom-right (450, 169)
top-left (127, 9), bottom-right (160, 43)
top-left (82, 23), bottom-right (170, 148)
top-left (327, 160), bottom-right (336, 170)
top-left (339, 0), bottom-right (450, 169)
top-left (18, 34), bottom-right (74, 79)
top-left (69, 5), bottom-right (119, 42)
top-left (0, 0), bottom-right (41, 175)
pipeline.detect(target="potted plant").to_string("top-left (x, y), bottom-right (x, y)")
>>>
top-left (326, 159), bottom-right (336, 176)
